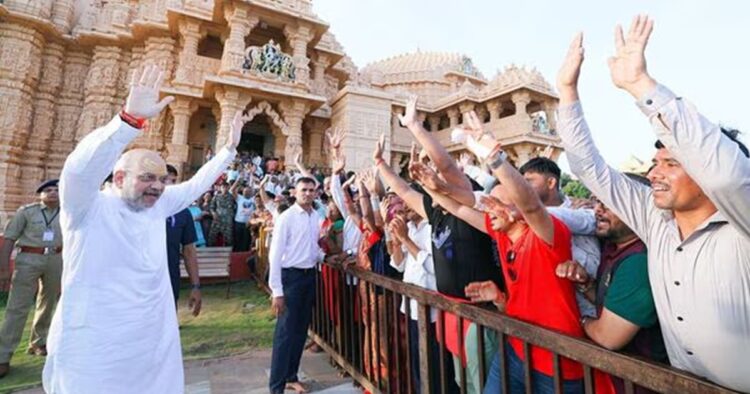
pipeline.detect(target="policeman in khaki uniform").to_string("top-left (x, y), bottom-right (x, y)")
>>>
top-left (0, 179), bottom-right (62, 378)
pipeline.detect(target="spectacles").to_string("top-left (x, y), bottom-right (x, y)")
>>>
top-left (506, 250), bottom-right (517, 281)
top-left (136, 173), bottom-right (169, 184)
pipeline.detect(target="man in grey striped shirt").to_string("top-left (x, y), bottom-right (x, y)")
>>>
top-left (555, 15), bottom-right (750, 392)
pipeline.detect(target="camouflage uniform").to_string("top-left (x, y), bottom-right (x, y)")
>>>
top-left (207, 192), bottom-right (235, 246)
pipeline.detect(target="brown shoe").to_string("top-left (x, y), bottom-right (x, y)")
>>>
top-left (27, 345), bottom-right (47, 356)
top-left (0, 362), bottom-right (9, 378)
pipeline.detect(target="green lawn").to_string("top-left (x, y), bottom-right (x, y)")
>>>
top-left (0, 281), bottom-right (274, 393)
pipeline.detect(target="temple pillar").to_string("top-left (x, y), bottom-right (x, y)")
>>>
top-left (220, 4), bottom-right (258, 74)
top-left (512, 91), bottom-right (531, 118)
top-left (427, 115), bottom-right (441, 132)
top-left (475, 105), bottom-right (489, 123)
top-left (284, 24), bottom-right (313, 86)
top-left (311, 53), bottom-right (330, 96)
top-left (0, 22), bottom-right (45, 216)
top-left (51, 0), bottom-right (76, 33)
top-left (22, 42), bottom-right (65, 195)
top-left (447, 108), bottom-right (460, 128)
top-left (214, 87), bottom-right (252, 148)
top-left (48, 50), bottom-right (90, 178)
top-left (543, 101), bottom-right (557, 131)
top-left (459, 102), bottom-right (475, 118)
top-left (279, 99), bottom-right (310, 165)
top-left (486, 99), bottom-right (502, 122)
top-left (166, 97), bottom-right (198, 172)
top-left (173, 19), bottom-right (206, 88)
top-left (77, 46), bottom-right (125, 141)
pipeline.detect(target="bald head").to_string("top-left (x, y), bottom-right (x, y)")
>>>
top-left (112, 149), bottom-right (168, 212)
top-left (114, 149), bottom-right (167, 176)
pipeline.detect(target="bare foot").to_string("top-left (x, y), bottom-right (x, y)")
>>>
top-left (285, 382), bottom-right (308, 393)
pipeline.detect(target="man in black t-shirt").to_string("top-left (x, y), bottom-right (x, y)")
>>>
top-left (374, 135), bottom-right (502, 394)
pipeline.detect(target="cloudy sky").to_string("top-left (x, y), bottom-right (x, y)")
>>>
top-left (313, 0), bottom-right (750, 172)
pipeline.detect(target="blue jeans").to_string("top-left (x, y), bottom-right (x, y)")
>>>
top-left (483, 343), bottom-right (583, 394)
top-left (269, 268), bottom-right (316, 393)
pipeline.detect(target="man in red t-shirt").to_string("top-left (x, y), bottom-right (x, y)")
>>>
top-left (410, 110), bottom-right (587, 393)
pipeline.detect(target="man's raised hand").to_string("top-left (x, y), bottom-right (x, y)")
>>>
top-left (373, 133), bottom-right (385, 163)
top-left (556, 32), bottom-right (585, 104)
top-left (227, 110), bottom-right (252, 151)
top-left (398, 95), bottom-right (421, 129)
top-left (608, 14), bottom-right (657, 98)
top-left (125, 65), bottom-right (174, 119)
top-left (459, 111), bottom-right (500, 160)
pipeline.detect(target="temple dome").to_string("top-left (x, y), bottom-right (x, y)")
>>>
top-left (361, 51), bottom-right (486, 86)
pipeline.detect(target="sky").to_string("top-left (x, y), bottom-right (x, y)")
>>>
top-left (312, 0), bottom-right (750, 173)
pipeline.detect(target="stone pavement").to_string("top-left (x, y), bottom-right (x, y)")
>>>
top-left (15, 349), bottom-right (361, 394)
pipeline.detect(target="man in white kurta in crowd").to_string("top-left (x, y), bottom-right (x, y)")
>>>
top-left (42, 65), bottom-right (250, 394)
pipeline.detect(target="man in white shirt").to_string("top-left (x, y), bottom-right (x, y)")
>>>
top-left (268, 177), bottom-right (324, 394)
top-left (42, 65), bottom-right (247, 394)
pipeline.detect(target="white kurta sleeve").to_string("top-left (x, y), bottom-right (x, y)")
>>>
top-left (330, 174), bottom-right (349, 220)
top-left (547, 208), bottom-right (596, 235)
top-left (60, 116), bottom-right (140, 227)
top-left (157, 147), bottom-right (237, 218)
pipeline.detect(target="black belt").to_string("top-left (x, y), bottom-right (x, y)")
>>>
top-left (283, 267), bottom-right (316, 274)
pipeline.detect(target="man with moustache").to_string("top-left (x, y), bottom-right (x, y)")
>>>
top-left (556, 173), bottom-right (667, 394)
top-left (0, 180), bottom-right (63, 378)
top-left (556, 15), bottom-right (750, 392)
top-left (42, 65), bottom-right (248, 394)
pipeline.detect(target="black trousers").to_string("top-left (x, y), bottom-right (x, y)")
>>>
top-left (232, 221), bottom-right (252, 252)
top-left (269, 268), bottom-right (316, 393)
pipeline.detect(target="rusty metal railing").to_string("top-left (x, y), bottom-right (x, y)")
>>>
top-left (309, 261), bottom-right (740, 394)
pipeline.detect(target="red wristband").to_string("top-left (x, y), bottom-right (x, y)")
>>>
top-left (375, 158), bottom-right (385, 166)
top-left (119, 109), bottom-right (147, 129)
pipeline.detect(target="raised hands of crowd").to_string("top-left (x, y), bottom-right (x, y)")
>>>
top-left (457, 152), bottom-right (474, 170)
top-left (411, 161), bottom-right (450, 194)
top-left (398, 95), bottom-right (421, 130)
top-left (228, 110), bottom-right (253, 151)
top-left (455, 111), bottom-right (501, 161)
top-left (124, 64), bottom-right (174, 120)
top-left (373, 133), bottom-right (385, 164)
top-left (331, 149), bottom-right (346, 175)
top-left (359, 168), bottom-right (379, 195)
top-left (556, 32), bottom-right (585, 104)
top-left (326, 127), bottom-right (346, 154)
top-left (464, 281), bottom-right (507, 311)
top-left (388, 215), bottom-right (409, 243)
top-left (608, 15), bottom-right (656, 98)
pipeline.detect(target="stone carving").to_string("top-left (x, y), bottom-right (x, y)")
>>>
top-left (242, 40), bottom-right (296, 82)
top-left (244, 101), bottom-right (290, 136)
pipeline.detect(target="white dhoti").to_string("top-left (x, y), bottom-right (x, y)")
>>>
top-left (43, 116), bottom-right (235, 393)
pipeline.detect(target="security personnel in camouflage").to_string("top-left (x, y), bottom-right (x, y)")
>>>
top-left (0, 179), bottom-right (63, 378)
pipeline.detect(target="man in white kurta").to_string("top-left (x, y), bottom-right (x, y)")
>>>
top-left (42, 66), bottom-right (247, 394)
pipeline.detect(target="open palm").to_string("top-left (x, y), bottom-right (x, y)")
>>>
top-left (125, 65), bottom-right (174, 119)
top-left (608, 15), bottom-right (655, 93)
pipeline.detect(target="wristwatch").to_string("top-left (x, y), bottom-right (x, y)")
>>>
top-left (486, 149), bottom-right (508, 170)
top-left (191, 283), bottom-right (201, 290)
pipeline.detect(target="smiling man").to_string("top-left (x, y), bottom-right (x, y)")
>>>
top-left (42, 65), bottom-right (248, 394)
top-left (556, 15), bottom-right (750, 392)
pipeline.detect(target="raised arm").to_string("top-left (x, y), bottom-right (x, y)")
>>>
top-left (292, 146), bottom-right (319, 187)
top-left (411, 163), bottom-right (487, 233)
top-left (458, 111), bottom-right (554, 244)
top-left (555, 31), bottom-right (651, 241)
top-left (157, 111), bottom-right (247, 217)
top-left (60, 65), bottom-right (174, 226)
top-left (373, 134), bottom-right (427, 219)
top-left (608, 15), bottom-right (750, 239)
top-left (399, 96), bottom-right (474, 201)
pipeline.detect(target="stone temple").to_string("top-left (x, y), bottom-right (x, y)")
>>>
top-left (0, 0), bottom-right (561, 222)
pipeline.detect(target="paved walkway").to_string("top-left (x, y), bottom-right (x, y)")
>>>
top-left (16, 350), bottom-right (360, 394)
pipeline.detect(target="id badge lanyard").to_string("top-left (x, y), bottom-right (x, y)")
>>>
top-left (41, 208), bottom-right (59, 242)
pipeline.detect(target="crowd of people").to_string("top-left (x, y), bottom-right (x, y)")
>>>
top-left (0, 14), bottom-right (746, 394)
